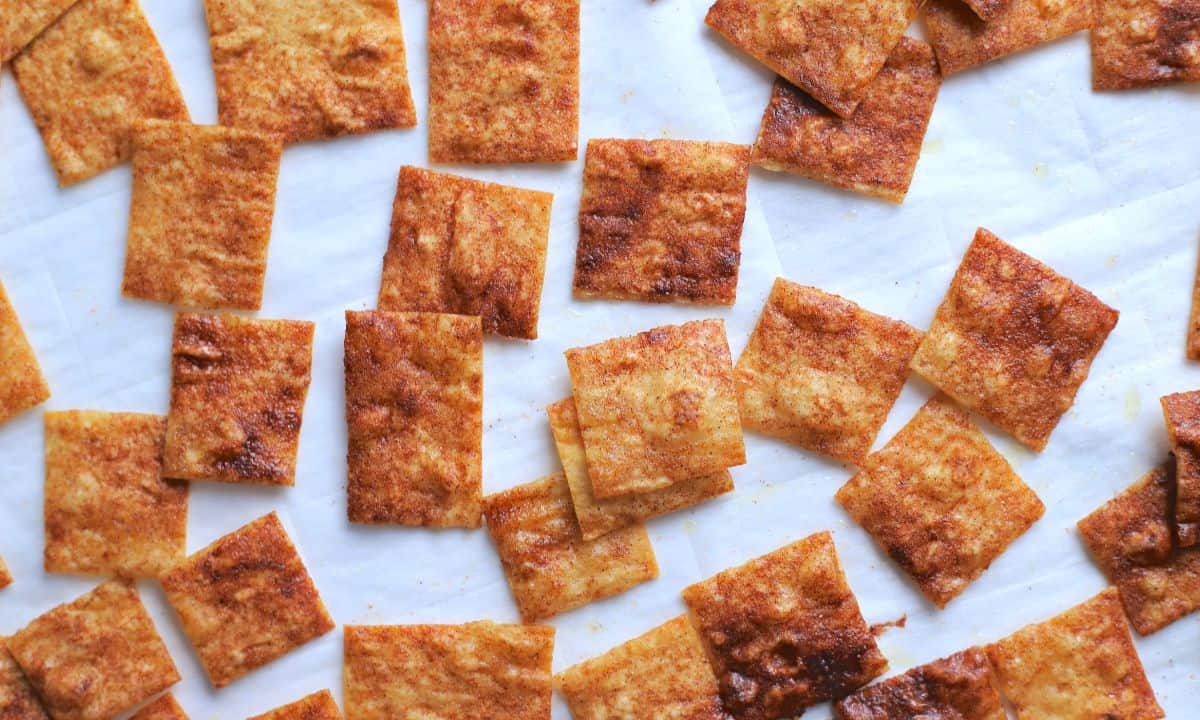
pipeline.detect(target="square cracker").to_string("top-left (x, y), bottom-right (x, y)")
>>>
top-left (428, 0), bottom-right (579, 163)
top-left (1, 638), bottom-right (50, 720)
top-left (123, 120), bottom-right (282, 310)
top-left (483, 473), bottom-right (659, 622)
top-left (1091, 0), bottom-right (1200, 90)
top-left (910, 228), bottom-right (1118, 452)
top-left (681, 531), bottom-right (887, 720)
top-left (834, 647), bottom-right (1006, 720)
top-left (0, 0), bottom-right (80, 62)
top-left (345, 311), bottom-right (483, 528)
top-left (752, 39), bottom-right (941, 205)
top-left (573, 139), bottom-right (750, 305)
top-left (163, 313), bottom-right (315, 486)
top-left (565, 319), bottom-right (745, 499)
top-left (202, 0), bottom-right (416, 143)
top-left (378, 166), bottom-right (552, 340)
top-left (736, 278), bottom-right (923, 464)
top-left (1161, 391), bottom-right (1200, 546)
top-left (0, 279), bottom-right (50, 428)
top-left (11, 0), bottom-right (189, 186)
top-left (44, 410), bottom-right (188, 578)
top-left (343, 622), bottom-right (553, 720)
top-left (9, 579), bottom-right (180, 720)
top-left (130, 693), bottom-right (189, 720)
top-left (985, 588), bottom-right (1164, 720)
top-left (249, 690), bottom-right (342, 720)
top-left (924, 0), bottom-right (1093, 76)
top-left (160, 512), bottom-right (334, 688)
top-left (836, 396), bottom-right (1045, 607)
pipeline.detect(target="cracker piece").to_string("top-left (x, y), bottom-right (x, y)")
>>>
top-left (10, 0), bottom-right (189, 186)
top-left (833, 647), bottom-right (1006, 720)
top-left (681, 531), bottom-right (887, 720)
top-left (1, 637), bottom-right (50, 720)
top-left (427, 0), bottom-right (579, 163)
top-left (163, 313), bottom-right (315, 486)
top-left (343, 622), bottom-right (553, 720)
top-left (9, 579), bottom-right (180, 720)
top-left (0, 280), bottom-right (50, 428)
top-left (483, 473), bottom-right (659, 622)
top-left (909, 228), bottom-right (1118, 452)
top-left (202, 0), bottom-right (416, 143)
top-left (1092, 0), bottom-right (1200, 89)
top-left (0, 557), bottom-right (10, 590)
top-left (924, 0), bottom-right (1093, 76)
top-left (572, 139), bottom-right (750, 305)
top-left (378, 166), bottom-right (552, 340)
top-left (0, 0), bottom-right (80, 62)
top-left (985, 588), bottom-right (1164, 720)
top-left (752, 39), bottom-right (941, 205)
top-left (1189, 244), bottom-right (1200, 361)
top-left (130, 693), bottom-right (189, 720)
top-left (1161, 391), bottom-right (1200, 547)
top-left (160, 512), bottom-right (334, 688)
top-left (345, 311), bottom-right (483, 528)
top-left (249, 690), bottom-right (342, 720)
top-left (565, 319), bottom-right (745, 499)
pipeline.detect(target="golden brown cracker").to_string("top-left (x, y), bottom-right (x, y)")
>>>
top-left (0, 280), bottom-right (50, 428)
top-left (834, 647), bottom-right (1006, 720)
top-left (924, 0), bottom-right (1093, 76)
top-left (130, 693), bottom-right (189, 720)
top-left (1161, 391), bottom-right (1200, 546)
top-left (249, 690), bottom-right (341, 720)
top-left (0, 0), bottom-right (79, 62)
top-left (1, 640), bottom-right (49, 720)
top-left (0, 558), bottom-right (10, 591)
top-left (1092, 0), bottom-right (1200, 89)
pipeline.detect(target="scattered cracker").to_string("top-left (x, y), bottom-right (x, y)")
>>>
top-left (428, 0), bottom-right (579, 163)
top-left (924, 0), bottom-right (1093, 76)
top-left (1161, 391), bottom-right (1200, 547)
top-left (160, 512), bottom-right (334, 688)
top-left (130, 693), bottom-right (189, 720)
top-left (1, 638), bottom-right (50, 720)
top-left (249, 690), bottom-right (341, 720)
top-left (0, 0), bottom-right (79, 62)
top-left (0, 279), bottom-right (50, 428)
top-left (736, 278), bottom-right (923, 464)
top-left (0, 557), bottom-right (10, 590)
top-left (1091, 0), bottom-right (1200, 89)
top-left (910, 228), bottom-right (1118, 451)
top-left (573, 139), bottom-right (750, 305)
top-left (834, 646), bottom-right (1005, 720)
top-left (378, 166), bottom-right (552, 339)
top-left (163, 313), bottom-right (314, 486)
top-left (681, 531), bottom-right (887, 720)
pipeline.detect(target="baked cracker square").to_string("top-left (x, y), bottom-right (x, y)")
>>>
top-left (1091, 0), bottom-right (1200, 89)
top-left (130, 693), bottom-right (189, 720)
top-left (924, 0), bottom-right (1093, 76)
top-left (1161, 391), bottom-right (1200, 546)
top-left (0, 0), bottom-right (79, 62)
top-left (910, 228), bottom-right (1119, 451)
top-left (160, 512), bottom-right (334, 688)
top-left (378, 166), bottom-right (552, 340)
top-left (1, 637), bottom-right (49, 720)
top-left (0, 279), bottom-right (50, 428)
top-left (834, 647), bottom-right (1006, 720)
top-left (249, 690), bottom-right (342, 720)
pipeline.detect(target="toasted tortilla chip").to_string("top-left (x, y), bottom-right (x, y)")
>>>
top-left (0, 280), bottom-right (50, 428)
top-left (910, 228), bottom-right (1118, 452)
top-left (1092, 0), bottom-right (1200, 89)
top-left (986, 588), bottom-right (1164, 720)
top-left (681, 531), bottom-right (887, 720)
top-left (160, 513), bottom-right (334, 688)
top-left (834, 647), bottom-right (1005, 720)
top-left (0, 558), bottom-right (10, 590)
top-left (428, 0), bottom-right (579, 163)
top-left (924, 0), bottom-right (1093, 76)
top-left (0, 0), bottom-right (79, 62)
top-left (130, 693), bottom-right (188, 720)
top-left (573, 139), bottom-right (749, 305)
top-left (378, 166), bottom-right (552, 339)
top-left (565, 319), bottom-right (745, 499)
top-left (249, 690), bottom-right (341, 720)
top-left (1, 638), bottom-right (50, 720)
top-left (1161, 391), bottom-right (1200, 546)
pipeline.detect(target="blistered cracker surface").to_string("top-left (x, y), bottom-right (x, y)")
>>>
top-left (0, 558), bottom-right (10, 591)
top-left (163, 313), bottom-right (314, 486)
top-left (378, 166), bottom-right (552, 340)
top-left (9, 579), bottom-right (180, 720)
top-left (565, 319), bottom-right (745, 499)
top-left (343, 622), bottom-right (553, 720)
top-left (11, 0), bottom-right (189, 186)
top-left (1, 638), bottom-right (50, 720)
top-left (123, 120), bottom-right (281, 311)
top-left (925, 0), bottom-right (1093, 75)
top-left (1092, 0), bottom-right (1200, 89)
top-left (129, 693), bottom-right (189, 720)
top-left (345, 311), bottom-right (482, 528)
top-left (752, 38), bottom-right (940, 204)
top-left (736, 278), bottom-right (922, 464)
top-left (160, 513), bottom-right (334, 688)
top-left (203, 0), bottom-right (415, 143)
top-left (1161, 391), bottom-right (1200, 546)
top-left (0, 281), bottom-right (50, 428)
top-left (985, 588), bottom-right (1164, 720)
top-left (834, 646), bottom-right (1005, 720)
top-left (573, 139), bottom-right (749, 305)
top-left (249, 690), bottom-right (341, 720)
top-left (43, 410), bottom-right (187, 578)
top-left (428, 0), bottom-right (579, 163)
top-left (681, 531), bottom-right (887, 720)
top-left (0, 0), bottom-right (80, 62)
top-left (910, 228), bottom-right (1118, 451)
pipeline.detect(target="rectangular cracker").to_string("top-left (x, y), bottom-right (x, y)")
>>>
top-left (123, 119), bottom-right (282, 310)
top-left (681, 531), bottom-right (887, 720)
top-left (1091, 0), bottom-right (1200, 89)
top-left (924, 0), bottom-right (1094, 76)
top-left (378, 166), bottom-right (553, 339)
top-left (428, 0), bottom-right (579, 163)
top-left (249, 690), bottom-right (342, 720)
top-left (573, 139), bottom-right (750, 305)
top-left (483, 473), bottom-right (659, 622)
top-left (1161, 391), bottom-right (1200, 546)
top-left (0, 279), bottom-right (50, 428)
top-left (160, 512), bottom-right (334, 688)
top-left (910, 228), bottom-right (1119, 451)
top-left (130, 693), bottom-right (188, 720)
top-left (345, 311), bottom-right (483, 527)
top-left (203, 0), bottom-right (416, 143)
top-left (0, 0), bottom-right (80, 62)
top-left (1, 638), bottom-right (49, 720)
top-left (565, 319), bottom-right (745, 499)
top-left (736, 279), bottom-right (923, 464)
top-left (163, 313), bottom-right (315, 486)
top-left (834, 647), bottom-right (1006, 720)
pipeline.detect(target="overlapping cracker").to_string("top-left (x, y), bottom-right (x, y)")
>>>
top-left (565, 319), bottom-right (745, 499)
top-left (343, 622), bottom-right (553, 720)
top-left (834, 647), bottom-right (1005, 720)
top-left (428, 0), bottom-right (579, 163)
top-left (1, 638), bottom-right (49, 720)
top-left (1161, 391), bottom-right (1200, 546)
top-left (130, 693), bottom-right (188, 720)
top-left (573, 139), bottom-right (750, 305)
top-left (0, 557), bottom-right (10, 590)
top-left (163, 313), bottom-right (315, 486)
top-left (924, 0), bottom-right (1093, 76)
top-left (0, 279), bottom-right (50, 428)
top-left (44, 410), bottom-right (187, 578)
top-left (736, 279), bottom-right (923, 464)
top-left (378, 166), bottom-right (552, 339)
top-left (752, 38), bottom-right (941, 204)
top-left (910, 228), bottom-right (1119, 451)
top-left (985, 588), bottom-right (1164, 720)
top-left (0, 0), bottom-right (80, 62)
top-left (202, 0), bottom-right (416, 143)
top-left (681, 531), bottom-right (887, 720)
top-left (160, 513), bottom-right (334, 688)
top-left (249, 690), bottom-right (342, 720)
top-left (1091, 0), bottom-right (1200, 89)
